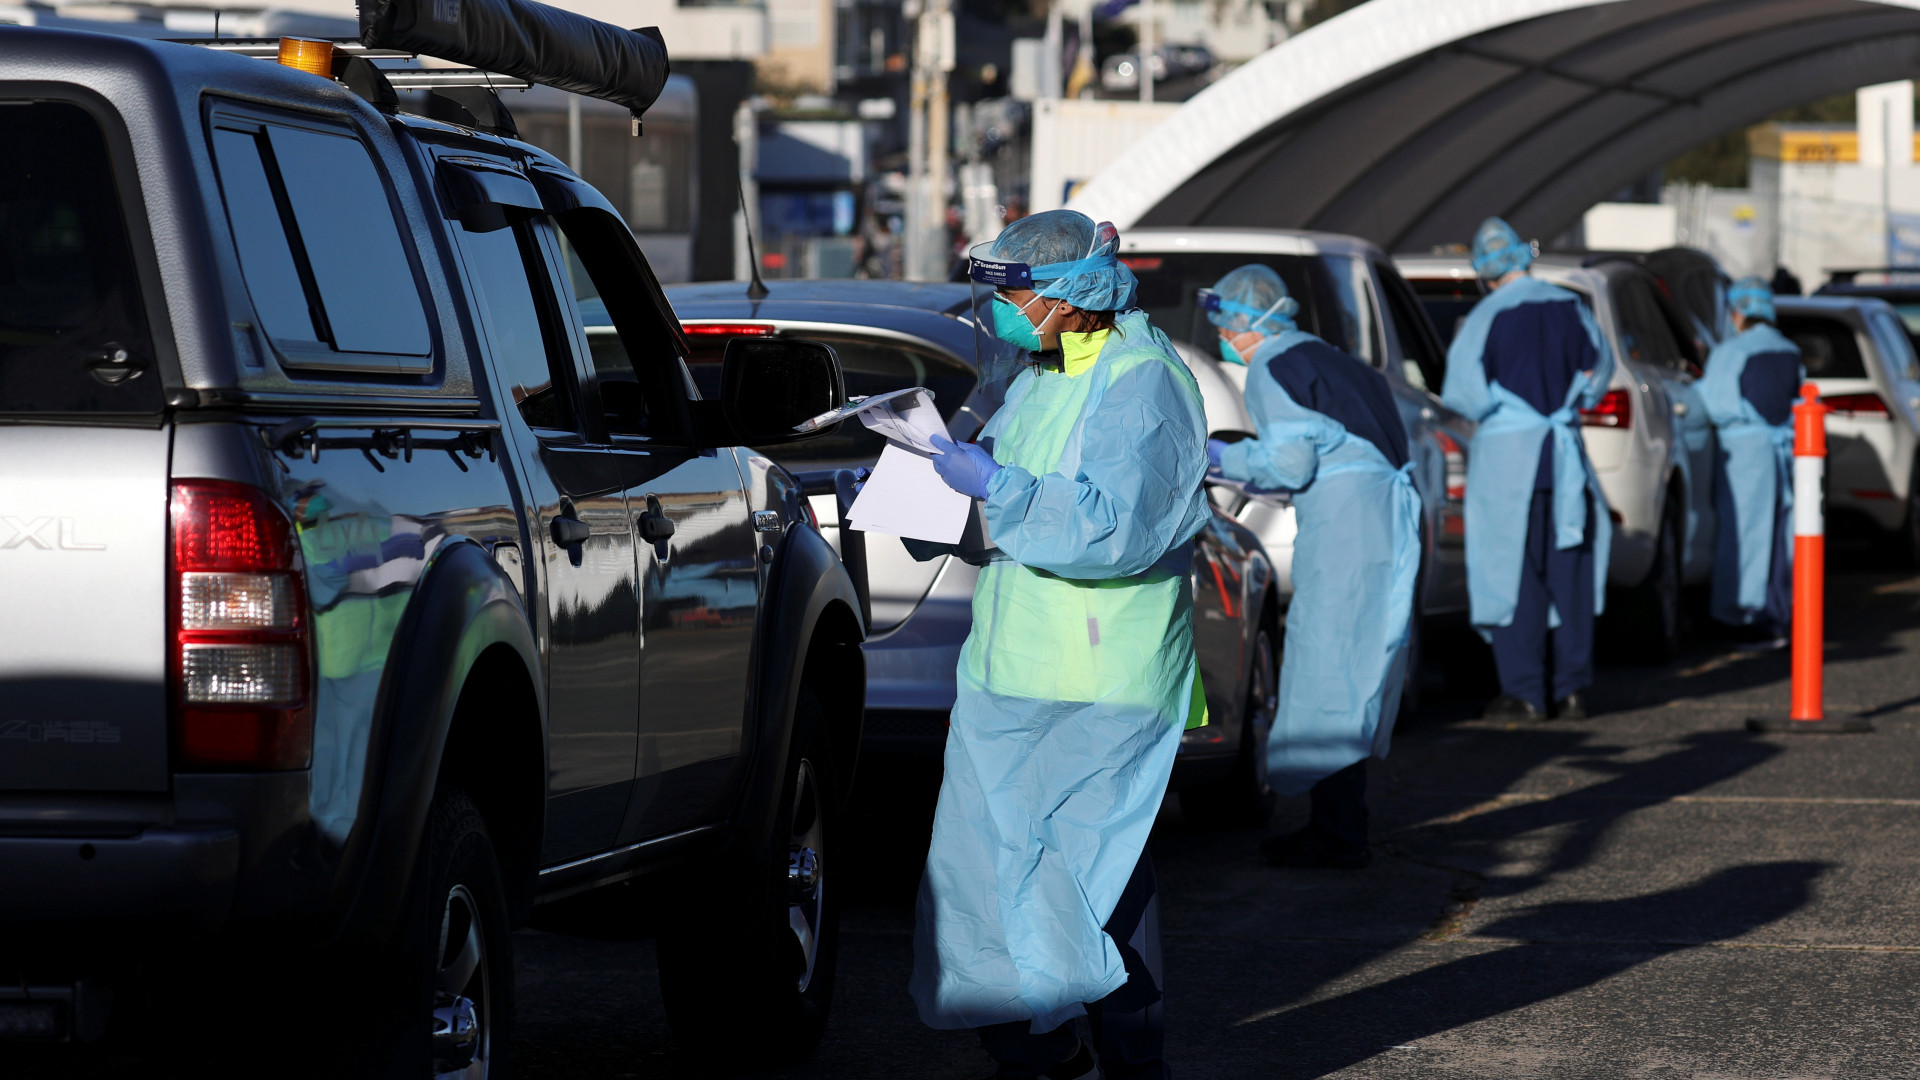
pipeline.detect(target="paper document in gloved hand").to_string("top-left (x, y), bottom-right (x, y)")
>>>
top-left (825, 388), bottom-right (973, 544)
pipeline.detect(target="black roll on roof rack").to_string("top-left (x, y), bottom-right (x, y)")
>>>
top-left (356, 0), bottom-right (668, 126)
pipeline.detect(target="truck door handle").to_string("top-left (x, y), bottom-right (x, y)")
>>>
top-left (639, 510), bottom-right (676, 543)
top-left (550, 515), bottom-right (591, 546)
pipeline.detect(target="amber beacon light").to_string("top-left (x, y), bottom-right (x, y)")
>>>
top-left (276, 37), bottom-right (335, 77)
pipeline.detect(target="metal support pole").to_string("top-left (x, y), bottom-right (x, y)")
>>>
top-left (1138, 0), bottom-right (1154, 104)
top-left (926, 0), bottom-right (953, 280)
top-left (567, 94), bottom-right (583, 174)
top-left (905, 6), bottom-right (929, 280)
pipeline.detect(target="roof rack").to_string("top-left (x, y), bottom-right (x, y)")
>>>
top-left (167, 37), bottom-right (532, 92)
top-left (171, 0), bottom-right (668, 129)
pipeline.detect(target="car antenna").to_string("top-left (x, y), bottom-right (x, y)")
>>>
top-left (739, 179), bottom-right (769, 302)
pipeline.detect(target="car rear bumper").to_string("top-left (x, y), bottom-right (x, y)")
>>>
top-left (0, 827), bottom-right (238, 930)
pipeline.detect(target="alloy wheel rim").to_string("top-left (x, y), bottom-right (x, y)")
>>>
top-left (787, 758), bottom-right (826, 994)
top-left (432, 883), bottom-right (489, 1080)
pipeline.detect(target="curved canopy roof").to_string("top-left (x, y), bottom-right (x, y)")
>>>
top-left (1068, 0), bottom-right (1920, 252)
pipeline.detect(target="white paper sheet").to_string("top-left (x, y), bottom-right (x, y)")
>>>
top-left (852, 388), bottom-right (947, 454)
top-left (846, 442), bottom-right (973, 544)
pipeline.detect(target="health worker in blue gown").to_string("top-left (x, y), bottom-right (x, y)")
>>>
top-left (1701, 277), bottom-right (1803, 647)
top-left (1441, 218), bottom-right (1614, 723)
top-left (909, 209), bottom-right (1210, 1080)
top-left (1201, 265), bottom-right (1421, 870)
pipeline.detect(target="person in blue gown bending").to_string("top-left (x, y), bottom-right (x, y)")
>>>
top-left (1202, 264), bottom-right (1421, 869)
top-left (1441, 218), bottom-right (1614, 723)
top-left (1701, 277), bottom-right (1803, 648)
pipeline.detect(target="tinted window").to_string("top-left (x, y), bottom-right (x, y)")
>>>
top-left (1377, 265), bottom-right (1445, 390)
top-left (1322, 255), bottom-right (1381, 367)
top-left (555, 208), bottom-right (686, 438)
top-left (0, 101), bottom-right (161, 414)
top-left (1869, 311), bottom-right (1920, 380)
top-left (1124, 252), bottom-right (1355, 355)
top-left (458, 221), bottom-right (572, 430)
top-left (1611, 276), bottom-right (1685, 371)
top-left (1406, 276), bottom-right (1484, 347)
top-left (265, 126), bottom-right (429, 357)
top-left (211, 129), bottom-right (316, 345)
top-left (687, 334), bottom-right (975, 468)
top-left (1882, 302), bottom-right (1920, 358)
top-left (1779, 315), bottom-right (1867, 379)
top-left (210, 115), bottom-right (431, 371)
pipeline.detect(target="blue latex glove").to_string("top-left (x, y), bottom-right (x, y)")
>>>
top-left (1206, 438), bottom-right (1228, 470)
top-left (929, 435), bottom-right (1002, 499)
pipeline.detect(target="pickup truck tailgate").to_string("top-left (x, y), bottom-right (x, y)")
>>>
top-left (0, 427), bottom-right (171, 791)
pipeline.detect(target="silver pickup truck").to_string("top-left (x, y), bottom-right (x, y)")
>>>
top-left (0, 16), bottom-right (864, 1074)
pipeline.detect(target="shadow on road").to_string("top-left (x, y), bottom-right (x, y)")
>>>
top-left (1224, 861), bottom-right (1828, 1079)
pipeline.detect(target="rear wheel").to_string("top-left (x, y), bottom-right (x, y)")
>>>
top-left (331, 786), bottom-right (515, 1080)
top-left (1612, 499), bottom-right (1682, 664)
top-left (1181, 625), bottom-right (1277, 829)
top-left (658, 683), bottom-right (840, 1068)
top-left (1898, 457), bottom-right (1920, 567)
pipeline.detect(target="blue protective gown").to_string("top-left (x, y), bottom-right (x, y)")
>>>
top-left (1700, 324), bottom-right (1803, 627)
top-left (1218, 331), bottom-right (1421, 793)
top-left (1441, 275), bottom-right (1614, 630)
top-left (910, 310), bottom-right (1212, 1034)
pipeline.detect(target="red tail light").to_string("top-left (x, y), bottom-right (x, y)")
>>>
top-left (681, 322), bottom-right (775, 337)
top-left (1580, 388), bottom-right (1633, 428)
top-left (1822, 393), bottom-right (1889, 416)
top-left (169, 480), bottom-right (311, 771)
top-left (1432, 429), bottom-right (1467, 500)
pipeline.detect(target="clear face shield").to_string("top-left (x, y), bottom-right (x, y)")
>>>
top-left (1194, 287), bottom-right (1294, 366)
top-left (965, 245), bottom-right (1048, 411)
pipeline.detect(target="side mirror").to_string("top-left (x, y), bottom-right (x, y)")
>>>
top-left (721, 337), bottom-right (846, 444)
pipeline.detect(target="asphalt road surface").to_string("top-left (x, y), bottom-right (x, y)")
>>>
top-left (18, 560), bottom-right (1920, 1077)
top-left (515, 561), bottom-right (1920, 1079)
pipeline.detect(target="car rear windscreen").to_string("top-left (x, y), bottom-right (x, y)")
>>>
top-left (0, 102), bottom-right (163, 415)
top-left (686, 334), bottom-right (976, 468)
top-left (1406, 277), bottom-right (1485, 347)
top-left (1778, 315), bottom-right (1868, 379)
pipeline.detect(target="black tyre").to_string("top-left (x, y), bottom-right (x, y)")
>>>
top-left (1181, 625), bottom-right (1278, 829)
top-left (1611, 499), bottom-right (1682, 664)
top-left (331, 786), bottom-right (515, 1080)
top-left (1897, 457), bottom-right (1920, 567)
top-left (658, 683), bottom-right (839, 1068)
top-left (423, 788), bottom-right (514, 1080)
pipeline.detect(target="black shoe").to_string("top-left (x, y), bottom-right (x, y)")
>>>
top-left (1261, 827), bottom-right (1371, 870)
top-left (990, 1040), bottom-right (1096, 1080)
top-left (1481, 694), bottom-right (1545, 722)
top-left (1553, 693), bottom-right (1588, 720)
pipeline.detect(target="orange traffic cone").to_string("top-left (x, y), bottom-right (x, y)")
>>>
top-left (1749, 384), bottom-right (1871, 733)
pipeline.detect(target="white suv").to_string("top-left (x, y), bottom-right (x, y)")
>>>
top-left (1775, 295), bottom-right (1920, 562)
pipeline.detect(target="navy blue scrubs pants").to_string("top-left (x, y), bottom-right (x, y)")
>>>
top-left (1489, 488), bottom-right (1596, 712)
top-left (1309, 759), bottom-right (1369, 852)
top-left (976, 851), bottom-right (1169, 1080)
top-left (1760, 492), bottom-right (1793, 637)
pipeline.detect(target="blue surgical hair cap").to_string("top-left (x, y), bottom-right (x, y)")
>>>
top-left (1471, 217), bottom-right (1533, 280)
top-left (986, 209), bottom-right (1138, 312)
top-left (1728, 275), bottom-right (1777, 323)
top-left (1205, 264), bottom-right (1299, 335)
